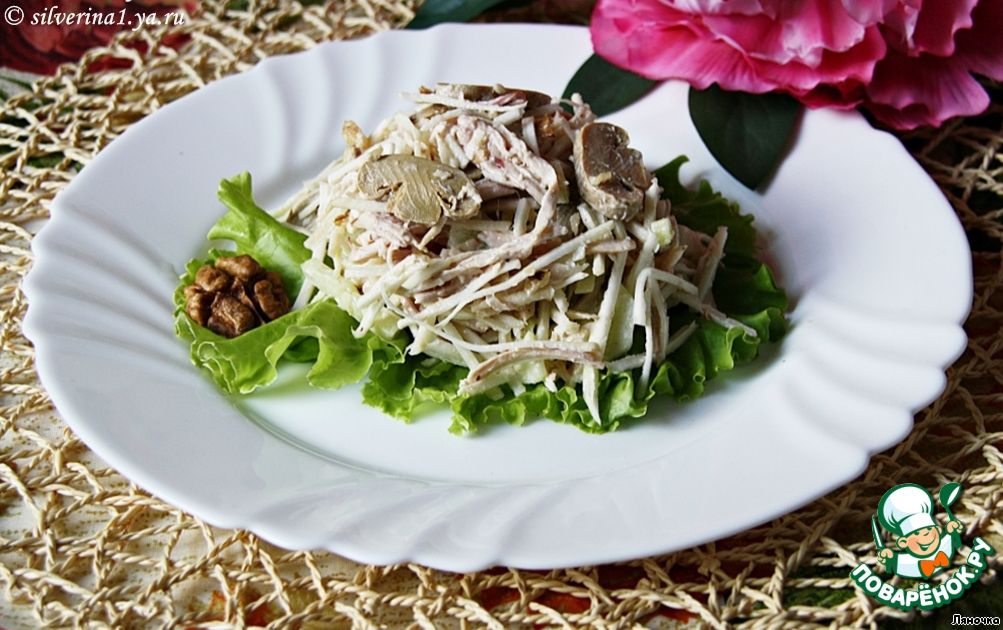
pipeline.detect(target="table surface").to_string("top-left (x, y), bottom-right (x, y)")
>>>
top-left (1, 2), bottom-right (1001, 629)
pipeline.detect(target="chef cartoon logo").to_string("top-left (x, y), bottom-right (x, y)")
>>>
top-left (848, 482), bottom-right (996, 611)
top-left (875, 483), bottom-right (963, 580)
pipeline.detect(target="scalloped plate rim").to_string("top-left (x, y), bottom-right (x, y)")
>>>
top-left (22, 23), bottom-right (972, 571)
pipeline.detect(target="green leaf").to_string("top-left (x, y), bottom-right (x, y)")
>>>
top-left (175, 292), bottom-right (405, 396)
top-left (688, 84), bottom-right (802, 190)
top-left (175, 176), bottom-right (402, 395)
top-left (362, 353), bottom-right (467, 421)
top-left (405, 0), bottom-right (510, 29)
top-left (262, 302), bottom-right (401, 391)
top-left (563, 54), bottom-right (660, 118)
top-left (654, 156), bottom-right (758, 267)
top-left (210, 172), bottom-right (310, 298)
top-left (714, 264), bottom-right (787, 317)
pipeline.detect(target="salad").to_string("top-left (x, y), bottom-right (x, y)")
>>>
top-left (175, 84), bottom-right (787, 434)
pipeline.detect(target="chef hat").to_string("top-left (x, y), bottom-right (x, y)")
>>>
top-left (879, 484), bottom-right (936, 537)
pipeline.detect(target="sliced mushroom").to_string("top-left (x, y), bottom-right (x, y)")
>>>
top-left (434, 83), bottom-right (500, 102)
top-left (573, 122), bottom-right (649, 221)
top-left (357, 155), bottom-right (482, 225)
top-left (434, 83), bottom-right (553, 109)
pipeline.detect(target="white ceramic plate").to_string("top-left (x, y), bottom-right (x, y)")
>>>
top-left (23, 24), bottom-right (971, 572)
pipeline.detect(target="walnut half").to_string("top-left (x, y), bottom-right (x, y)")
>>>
top-left (183, 254), bottom-right (291, 338)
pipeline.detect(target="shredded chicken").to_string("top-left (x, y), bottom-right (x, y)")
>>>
top-left (275, 83), bottom-right (750, 426)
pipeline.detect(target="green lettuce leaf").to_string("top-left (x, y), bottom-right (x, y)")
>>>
top-left (448, 371), bottom-right (642, 435)
top-left (210, 172), bottom-right (310, 297)
top-left (175, 174), bottom-right (405, 394)
top-left (361, 353), bottom-right (467, 420)
top-left (654, 155), bottom-right (758, 268)
top-left (175, 258), bottom-right (406, 395)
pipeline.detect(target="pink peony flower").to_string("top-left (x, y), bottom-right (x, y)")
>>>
top-left (590, 0), bottom-right (1003, 129)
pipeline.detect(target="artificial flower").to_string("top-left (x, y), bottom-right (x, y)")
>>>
top-left (591, 0), bottom-right (1003, 128)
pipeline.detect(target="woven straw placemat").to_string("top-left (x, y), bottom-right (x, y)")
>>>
top-left (1, 2), bottom-right (1001, 628)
